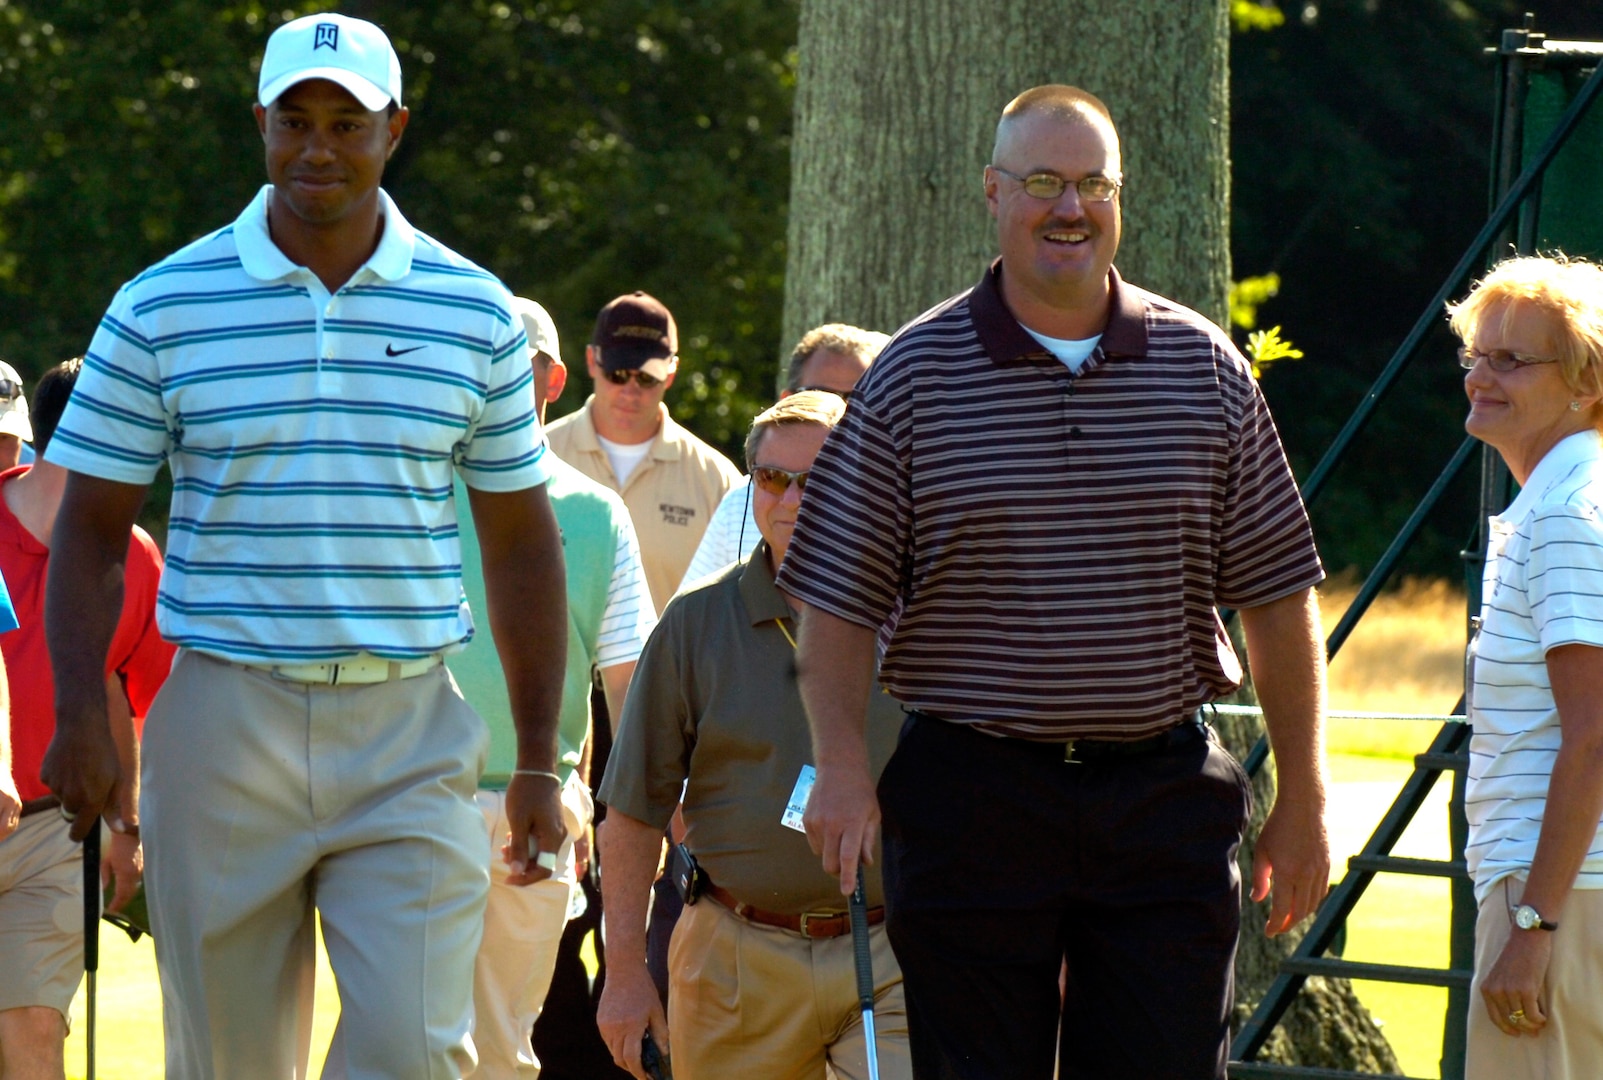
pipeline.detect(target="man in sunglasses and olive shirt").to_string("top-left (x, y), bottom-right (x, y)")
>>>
top-left (544, 292), bottom-right (742, 618)
top-left (596, 392), bottom-right (909, 1080)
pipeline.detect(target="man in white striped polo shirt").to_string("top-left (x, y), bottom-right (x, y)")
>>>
top-left (37, 14), bottom-right (568, 1078)
top-left (780, 85), bottom-right (1331, 1079)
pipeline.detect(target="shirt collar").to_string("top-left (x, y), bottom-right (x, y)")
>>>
top-left (739, 541), bottom-right (793, 626)
top-left (570, 399), bottom-right (682, 462)
top-left (1497, 429), bottom-right (1603, 527)
top-left (969, 258), bottom-right (1147, 370)
top-left (233, 184), bottom-right (416, 284)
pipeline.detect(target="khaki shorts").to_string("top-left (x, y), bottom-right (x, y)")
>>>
top-left (0, 811), bottom-right (85, 1019)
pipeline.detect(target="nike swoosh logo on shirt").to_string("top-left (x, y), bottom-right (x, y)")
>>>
top-left (385, 344), bottom-right (425, 357)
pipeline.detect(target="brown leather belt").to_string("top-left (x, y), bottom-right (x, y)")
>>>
top-left (705, 883), bottom-right (884, 939)
top-left (20, 795), bottom-right (61, 818)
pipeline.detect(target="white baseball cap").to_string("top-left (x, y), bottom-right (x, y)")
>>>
top-left (0, 360), bottom-right (31, 443)
top-left (258, 13), bottom-right (402, 112)
top-left (512, 297), bottom-right (562, 369)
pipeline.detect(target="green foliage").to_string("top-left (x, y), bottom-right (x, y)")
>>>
top-left (1229, 272), bottom-right (1282, 330)
top-left (1245, 325), bottom-right (1305, 379)
top-left (1229, 0), bottom-right (1590, 576)
top-left (1231, 0), bottom-right (1287, 33)
top-left (0, 0), bottom-right (798, 461)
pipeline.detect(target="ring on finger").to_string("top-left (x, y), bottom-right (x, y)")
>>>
top-left (1508, 1009), bottom-right (1526, 1024)
top-left (59, 806), bottom-right (77, 824)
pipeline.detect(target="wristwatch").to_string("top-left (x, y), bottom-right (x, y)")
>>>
top-left (1513, 903), bottom-right (1558, 932)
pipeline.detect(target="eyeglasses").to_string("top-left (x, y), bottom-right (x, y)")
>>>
top-left (602, 368), bottom-right (665, 389)
top-left (1457, 347), bottom-right (1561, 373)
top-left (751, 465), bottom-right (811, 496)
top-left (793, 386), bottom-right (853, 401)
top-left (989, 166), bottom-right (1122, 203)
top-left (0, 377), bottom-right (21, 402)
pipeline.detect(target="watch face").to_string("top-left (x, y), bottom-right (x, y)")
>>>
top-left (1515, 905), bottom-right (1540, 930)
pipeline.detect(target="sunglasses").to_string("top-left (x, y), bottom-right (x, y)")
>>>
top-left (0, 377), bottom-right (20, 402)
top-left (794, 386), bottom-right (853, 401)
top-left (603, 368), bottom-right (665, 389)
top-left (751, 465), bottom-right (811, 496)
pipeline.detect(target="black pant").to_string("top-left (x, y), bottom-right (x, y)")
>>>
top-left (878, 714), bottom-right (1251, 1080)
top-left (531, 683), bottom-right (634, 1080)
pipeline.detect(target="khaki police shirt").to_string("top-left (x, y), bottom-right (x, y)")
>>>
top-left (546, 397), bottom-right (741, 615)
top-left (599, 544), bottom-right (903, 913)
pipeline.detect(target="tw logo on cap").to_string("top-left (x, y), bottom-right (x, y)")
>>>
top-left (314, 23), bottom-right (339, 50)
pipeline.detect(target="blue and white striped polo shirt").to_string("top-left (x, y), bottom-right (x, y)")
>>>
top-left (1468, 429), bottom-right (1603, 902)
top-left (47, 185), bottom-right (550, 663)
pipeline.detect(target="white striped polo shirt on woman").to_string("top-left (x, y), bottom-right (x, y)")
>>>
top-left (776, 261), bottom-right (1324, 740)
top-left (46, 184), bottom-right (550, 664)
top-left (1468, 429), bottom-right (1603, 903)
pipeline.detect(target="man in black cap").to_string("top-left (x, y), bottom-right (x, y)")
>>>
top-left (543, 292), bottom-right (741, 1023)
top-left (545, 291), bottom-right (741, 618)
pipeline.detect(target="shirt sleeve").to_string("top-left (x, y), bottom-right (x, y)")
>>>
top-left (678, 479), bottom-right (756, 593)
top-left (1213, 358), bottom-right (1325, 608)
top-left (596, 594), bottom-right (693, 830)
top-left (775, 382), bottom-right (912, 631)
top-left (1525, 505), bottom-right (1603, 653)
top-left (456, 292), bottom-right (551, 492)
top-left (596, 512), bottom-right (656, 669)
top-left (44, 287), bottom-right (173, 485)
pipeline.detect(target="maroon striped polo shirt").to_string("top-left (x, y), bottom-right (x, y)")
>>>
top-left (776, 261), bottom-right (1324, 740)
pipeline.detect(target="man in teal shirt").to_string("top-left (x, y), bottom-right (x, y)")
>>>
top-left (452, 297), bottom-right (655, 1077)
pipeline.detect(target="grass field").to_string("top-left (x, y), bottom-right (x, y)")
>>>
top-left (60, 578), bottom-right (1473, 1078)
top-left (1318, 575), bottom-right (1469, 1078)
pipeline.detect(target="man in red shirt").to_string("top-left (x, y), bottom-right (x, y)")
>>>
top-left (0, 358), bottom-right (172, 1079)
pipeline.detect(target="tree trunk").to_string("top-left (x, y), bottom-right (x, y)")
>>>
top-left (786, 1), bottom-right (1399, 1069)
top-left (783, 0), bottom-right (1232, 361)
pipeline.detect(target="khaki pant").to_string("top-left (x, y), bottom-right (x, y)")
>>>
top-left (141, 650), bottom-right (490, 1080)
top-left (1468, 876), bottom-right (1603, 1080)
top-left (667, 897), bottom-right (910, 1080)
top-left (466, 779), bottom-right (590, 1078)
top-left (0, 813), bottom-right (87, 1019)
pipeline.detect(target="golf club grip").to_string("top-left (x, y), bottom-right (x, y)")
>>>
top-left (83, 823), bottom-right (101, 971)
top-left (850, 879), bottom-right (873, 1010)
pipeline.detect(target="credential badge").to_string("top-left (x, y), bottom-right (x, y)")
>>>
top-left (314, 23), bottom-right (339, 51)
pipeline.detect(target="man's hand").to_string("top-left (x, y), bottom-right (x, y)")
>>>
top-left (39, 704), bottom-right (124, 843)
top-left (503, 773), bottom-right (566, 887)
top-left (574, 822), bottom-right (593, 881)
top-left (596, 961), bottom-right (669, 1080)
top-left (791, 603), bottom-right (880, 896)
top-left (1480, 928), bottom-right (1551, 1037)
top-left (1238, 587), bottom-right (1331, 936)
top-left (103, 830), bottom-right (143, 913)
top-left (0, 772), bottom-right (20, 839)
top-left (804, 759), bottom-right (880, 897)
top-left (1250, 791), bottom-right (1330, 936)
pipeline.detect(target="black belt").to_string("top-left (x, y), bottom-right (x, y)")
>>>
top-left (910, 709), bottom-right (1208, 764)
top-left (20, 795), bottom-right (61, 818)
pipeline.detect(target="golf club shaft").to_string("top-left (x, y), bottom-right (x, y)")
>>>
top-left (849, 879), bottom-right (880, 1080)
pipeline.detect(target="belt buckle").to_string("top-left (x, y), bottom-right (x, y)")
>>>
top-left (798, 911), bottom-right (831, 938)
top-left (1063, 739), bottom-right (1081, 765)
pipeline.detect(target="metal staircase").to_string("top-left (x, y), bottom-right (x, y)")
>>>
top-left (1225, 17), bottom-right (1603, 1079)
